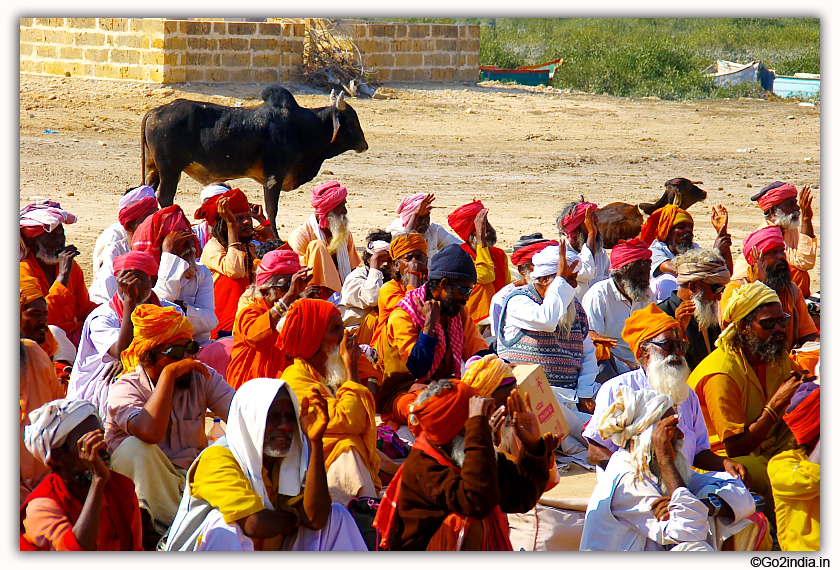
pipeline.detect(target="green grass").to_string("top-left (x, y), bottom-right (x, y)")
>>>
top-left (371, 18), bottom-right (820, 100)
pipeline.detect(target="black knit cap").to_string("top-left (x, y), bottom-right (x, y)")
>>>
top-left (428, 243), bottom-right (477, 283)
top-left (750, 181), bottom-right (787, 202)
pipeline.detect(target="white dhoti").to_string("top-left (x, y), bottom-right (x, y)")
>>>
top-left (326, 448), bottom-right (378, 507)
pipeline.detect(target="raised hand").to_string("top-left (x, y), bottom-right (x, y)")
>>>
top-left (652, 415), bottom-right (680, 464)
top-left (711, 204), bottom-right (729, 236)
top-left (217, 196), bottom-right (237, 225)
top-left (161, 358), bottom-right (210, 382)
top-left (750, 246), bottom-right (768, 283)
top-left (250, 203), bottom-right (267, 224)
top-left (299, 392), bottom-right (330, 442)
top-left (583, 204), bottom-right (599, 236)
top-left (56, 245), bottom-right (81, 286)
top-left (417, 193), bottom-right (436, 216)
top-left (651, 496), bottom-right (671, 521)
top-left (557, 241), bottom-right (580, 286)
top-left (162, 230), bottom-right (195, 255)
top-left (284, 267), bottom-right (314, 303)
top-left (77, 429), bottom-right (110, 482)
top-left (674, 299), bottom-right (696, 333)
top-left (474, 208), bottom-right (490, 247)
top-left (508, 390), bottom-right (543, 454)
top-left (799, 185), bottom-right (813, 221)
top-left (340, 329), bottom-right (361, 382)
top-left (102, 360), bottom-right (125, 384)
top-left (767, 372), bottom-right (804, 414)
top-left (468, 395), bottom-right (496, 418)
top-left (117, 272), bottom-right (143, 305)
top-left (420, 299), bottom-right (441, 334)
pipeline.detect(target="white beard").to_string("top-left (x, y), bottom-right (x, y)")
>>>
top-left (450, 433), bottom-right (467, 468)
top-left (775, 211), bottom-right (801, 232)
top-left (557, 297), bottom-right (578, 338)
top-left (647, 352), bottom-right (691, 404)
top-left (326, 212), bottom-right (350, 256)
top-left (691, 290), bottom-right (720, 330)
top-left (323, 345), bottom-right (347, 393)
top-left (673, 439), bottom-right (695, 485)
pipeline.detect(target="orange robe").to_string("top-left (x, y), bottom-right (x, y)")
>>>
top-left (373, 280), bottom-right (412, 366)
top-left (463, 245), bottom-right (511, 324)
top-left (287, 220), bottom-right (361, 295)
top-left (226, 299), bottom-right (289, 390)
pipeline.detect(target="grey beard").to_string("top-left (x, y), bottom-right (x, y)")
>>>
top-left (326, 212), bottom-right (350, 255)
top-left (691, 290), bottom-right (720, 330)
top-left (774, 211), bottom-right (801, 232)
top-left (35, 247), bottom-right (61, 265)
top-left (571, 230), bottom-right (603, 256)
top-left (652, 440), bottom-right (694, 487)
top-left (617, 275), bottom-right (651, 304)
top-left (742, 328), bottom-right (788, 366)
top-left (764, 260), bottom-right (792, 292)
top-left (263, 443), bottom-right (289, 459)
top-left (450, 433), bottom-right (467, 468)
top-left (673, 240), bottom-right (694, 255)
top-left (647, 353), bottom-right (691, 404)
top-left (323, 345), bottom-right (347, 392)
top-left (557, 298), bottom-right (578, 338)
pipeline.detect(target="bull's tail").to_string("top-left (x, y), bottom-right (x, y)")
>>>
top-left (140, 111), bottom-right (149, 186)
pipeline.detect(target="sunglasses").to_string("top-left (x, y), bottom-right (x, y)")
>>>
top-left (758, 314), bottom-right (792, 331)
top-left (449, 282), bottom-right (473, 299)
top-left (644, 339), bottom-right (689, 355)
top-left (709, 283), bottom-right (726, 295)
top-left (155, 340), bottom-right (200, 360)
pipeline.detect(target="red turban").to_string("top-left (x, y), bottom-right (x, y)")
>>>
top-left (118, 196), bottom-right (159, 229)
top-left (754, 182), bottom-right (797, 212)
top-left (389, 233), bottom-right (428, 260)
top-left (411, 380), bottom-right (477, 445)
top-left (622, 303), bottom-right (681, 358)
top-left (783, 385), bottom-right (819, 445)
top-left (194, 188), bottom-right (250, 226)
top-left (447, 200), bottom-right (485, 242)
top-left (510, 240), bottom-right (557, 268)
top-left (609, 237), bottom-right (652, 270)
top-left (312, 181), bottom-right (348, 228)
top-left (113, 251), bottom-right (159, 277)
top-left (132, 204), bottom-right (200, 262)
top-left (280, 299), bottom-right (341, 361)
top-left (639, 204), bottom-right (693, 245)
top-left (743, 226), bottom-right (785, 265)
top-left (256, 248), bottom-right (301, 287)
top-left (562, 202), bottom-right (598, 234)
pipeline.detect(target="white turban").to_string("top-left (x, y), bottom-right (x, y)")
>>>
top-left (119, 185), bottom-right (157, 210)
top-left (366, 240), bottom-right (390, 255)
top-left (24, 399), bottom-right (98, 467)
top-left (200, 183), bottom-right (232, 202)
top-left (598, 386), bottom-right (672, 481)
top-left (530, 245), bottom-right (560, 279)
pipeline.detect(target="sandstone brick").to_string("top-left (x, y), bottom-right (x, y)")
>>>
top-left (432, 24), bottom-right (457, 38)
top-left (142, 19), bottom-right (165, 35)
top-left (251, 38), bottom-right (279, 52)
top-left (256, 68), bottom-right (279, 83)
top-left (467, 25), bottom-right (480, 40)
top-left (42, 29), bottom-right (67, 45)
top-left (228, 23), bottom-right (256, 36)
top-left (116, 34), bottom-right (143, 49)
top-left (253, 53), bottom-right (281, 68)
top-left (458, 26), bottom-right (468, 39)
top-left (20, 59), bottom-right (42, 74)
top-left (163, 20), bottom-right (180, 35)
top-left (219, 37), bottom-right (248, 51)
top-left (463, 39), bottom-right (480, 53)
top-left (35, 18), bottom-right (65, 28)
top-left (293, 23), bottom-right (305, 37)
top-left (187, 37), bottom-right (216, 50)
top-left (113, 49), bottom-right (141, 65)
top-left (366, 53), bottom-right (394, 68)
top-left (212, 53), bottom-right (221, 66)
top-left (370, 24), bottom-right (395, 37)
top-left (457, 53), bottom-right (468, 68)
top-left (67, 18), bottom-right (96, 29)
top-left (142, 51), bottom-right (164, 66)
top-left (431, 67), bottom-right (456, 82)
top-left (99, 18), bottom-right (128, 32)
top-left (149, 68), bottom-right (163, 83)
top-left (75, 32), bottom-right (106, 47)
top-left (412, 39), bottom-right (434, 52)
top-left (96, 63), bottom-right (119, 78)
top-left (281, 23), bottom-right (294, 36)
top-left (374, 68), bottom-right (391, 81)
top-left (83, 48), bottom-right (106, 63)
top-left (122, 65), bottom-right (146, 81)
top-left (59, 46), bottom-right (84, 60)
top-left (391, 68), bottom-right (414, 81)
top-left (408, 24), bottom-right (431, 38)
top-left (185, 68), bottom-right (204, 82)
top-left (151, 37), bottom-right (164, 50)
top-left (19, 18), bottom-right (33, 27)
top-left (466, 53), bottom-right (479, 67)
top-left (185, 21), bottom-right (211, 35)
top-left (414, 69), bottom-right (431, 82)
top-left (164, 52), bottom-right (180, 67)
top-left (206, 68), bottom-right (231, 82)
top-left (213, 22), bottom-right (227, 35)
top-left (231, 68), bottom-right (253, 83)
top-left (164, 67), bottom-right (185, 83)
top-left (42, 61), bottom-right (68, 76)
top-left (19, 43), bottom-right (33, 57)
top-left (35, 45), bottom-right (57, 58)
top-left (259, 22), bottom-right (283, 36)
top-left (395, 24), bottom-right (408, 38)
top-left (288, 53), bottom-right (303, 67)
top-left (19, 28), bottom-right (39, 43)
top-left (436, 39), bottom-right (457, 52)
top-left (395, 53), bottom-right (422, 67)
top-left (222, 53), bottom-right (250, 67)
top-left (165, 36), bottom-right (186, 51)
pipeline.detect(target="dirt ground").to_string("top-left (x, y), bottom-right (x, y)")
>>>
top-left (19, 74), bottom-right (820, 289)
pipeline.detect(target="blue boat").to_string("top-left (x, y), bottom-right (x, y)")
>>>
top-left (773, 74), bottom-right (820, 99)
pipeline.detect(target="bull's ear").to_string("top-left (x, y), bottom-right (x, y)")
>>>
top-left (336, 91), bottom-right (346, 111)
top-left (331, 109), bottom-right (341, 143)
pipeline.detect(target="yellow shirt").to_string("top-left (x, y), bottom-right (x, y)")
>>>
top-left (768, 448), bottom-right (820, 551)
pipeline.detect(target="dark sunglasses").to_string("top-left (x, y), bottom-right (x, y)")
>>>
top-left (156, 340), bottom-right (200, 360)
top-left (264, 280), bottom-right (292, 292)
top-left (709, 283), bottom-right (726, 295)
top-left (758, 314), bottom-right (792, 331)
top-left (644, 339), bottom-right (689, 355)
top-left (449, 282), bottom-right (473, 299)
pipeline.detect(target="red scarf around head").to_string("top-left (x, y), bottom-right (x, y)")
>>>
top-left (132, 204), bottom-right (201, 262)
top-left (280, 298), bottom-right (341, 361)
top-left (194, 188), bottom-right (250, 227)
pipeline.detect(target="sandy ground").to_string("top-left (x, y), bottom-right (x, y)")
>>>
top-left (20, 74), bottom-right (820, 290)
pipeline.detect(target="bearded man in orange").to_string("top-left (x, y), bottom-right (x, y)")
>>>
top-left (279, 299), bottom-right (381, 507)
top-left (447, 200), bottom-right (511, 326)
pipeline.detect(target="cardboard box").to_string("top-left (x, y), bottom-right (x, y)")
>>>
top-left (512, 364), bottom-right (570, 442)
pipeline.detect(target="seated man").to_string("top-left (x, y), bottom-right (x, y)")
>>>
top-left (640, 203), bottom-right (733, 302)
top-left (192, 183), bottom-right (232, 248)
top-left (68, 251), bottom-right (168, 418)
top-left (196, 188), bottom-right (259, 339)
top-left (21, 399), bottom-right (143, 551)
top-left (104, 304), bottom-right (235, 536)
top-left (657, 248), bottom-right (730, 370)
top-left (689, 281), bottom-right (807, 519)
top-left (20, 200), bottom-right (98, 347)
top-left (164, 378), bottom-right (367, 551)
top-left (733, 181), bottom-right (818, 299)
top-left (92, 185), bottom-right (159, 272)
top-left (21, 274), bottom-right (73, 382)
top-left (378, 243), bottom-right (491, 425)
top-left (338, 230), bottom-right (393, 345)
top-left (288, 181), bottom-right (361, 300)
top-left (557, 199), bottom-right (610, 299)
top-left (20, 339), bottom-right (66, 506)
top-left (447, 200), bottom-right (511, 326)
top-left (584, 304), bottom-right (749, 484)
top-left (581, 237), bottom-right (653, 379)
top-left (497, 243), bottom-right (599, 420)
top-left (723, 226), bottom-right (818, 349)
top-left (374, 380), bottom-right (555, 550)
top-left (386, 193), bottom-right (462, 261)
top-left (581, 386), bottom-right (755, 551)
top-left (88, 189), bottom-right (160, 304)
top-left (227, 250), bottom-right (314, 390)
top-left (769, 382), bottom-right (820, 551)
top-left (280, 299), bottom-right (381, 507)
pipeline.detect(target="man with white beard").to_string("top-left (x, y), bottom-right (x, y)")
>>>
top-left (279, 299), bottom-right (381, 508)
top-left (556, 199), bottom-right (610, 299)
top-left (288, 181), bottom-right (361, 302)
top-left (657, 248), bottom-right (730, 370)
top-left (580, 385), bottom-right (756, 551)
top-left (584, 303), bottom-right (750, 485)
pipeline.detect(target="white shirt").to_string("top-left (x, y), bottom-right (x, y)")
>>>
top-left (580, 277), bottom-right (652, 365)
top-left (154, 252), bottom-right (218, 346)
top-left (385, 218), bottom-right (462, 261)
top-left (488, 282), bottom-right (516, 337)
top-left (88, 238), bottom-right (132, 304)
top-left (338, 265), bottom-right (384, 328)
top-left (92, 222), bottom-right (127, 273)
top-left (565, 240), bottom-right (611, 299)
top-left (649, 239), bottom-right (701, 275)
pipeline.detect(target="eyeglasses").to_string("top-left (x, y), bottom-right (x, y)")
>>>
top-left (155, 340), bottom-right (200, 360)
top-left (449, 282), bottom-right (473, 299)
top-left (644, 339), bottom-right (689, 355)
top-left (264, 280), bottom-right (291, 292)
top-left (758, 314), bottom-right (792, 331)
top-left (709, 283), bottom-right (726, 295)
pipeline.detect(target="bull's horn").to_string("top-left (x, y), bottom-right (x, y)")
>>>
top-left (336, 91), bottom-right (346, 111)
top-left (330, 89), bottom-right (337, 105)
top-left (331, 111), bottom-right (341, 143)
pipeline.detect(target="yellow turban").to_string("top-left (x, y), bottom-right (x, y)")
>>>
top-left (20, 275), bottom-right (45, 308)
top-left (390, 233), bottom-right (428, 260)
top-left (622, 303), bottom-right (681, 358)
top-left (716, 281), bottom-right (780, 354)
top-left (461, 354), bottom-right (515, 398)
top-left (121, 304), bottom-right (194, 371)
top-left (639, 204), bottom-right (693, 244)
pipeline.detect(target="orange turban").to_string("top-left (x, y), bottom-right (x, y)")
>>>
top-left (447, 200), bottom-right (485, 242)
top-left (120, 304), bottom-right (194, 371)
top-left (461, 354), bottom-right (515, 398)
top-left (280, 299), bottom-right (341, 361)
top-left (639, 204), bottom-right (693, 245)
top-left (622, 303), bottom-right (681, 358)
top-left (783, 384), bottom-right (820, 445)
top-left (20, 275), bottom-right (45, 308)
top-left (410, 380), bottom-right (477, 445)
top-left (390, 233), bottom-right (428, 260)
top-left (194, 188), bottom-right (250, 226)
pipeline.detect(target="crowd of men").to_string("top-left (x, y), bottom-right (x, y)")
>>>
top-left (20, 177), bottom-right (820, 551)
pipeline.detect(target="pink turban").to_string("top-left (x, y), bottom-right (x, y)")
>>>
top-left (397, 193), bottom-right (427, 225)
top-left (113, 250), bottom-right (159, 277)
top-left (753, 182), bottom-right (797, 212)
top-left (562, 202), bottom-right (598, 234)
top-left (256, 248), bottom-right (302, 287)
top-left (609, 237), bottom-right (652, 270)
top-left (312, 181), bottom-right (348, 228)
top-left (743, 226), bottom-right (785, 265)
top-left (20, 201), bottom-right (77, 238)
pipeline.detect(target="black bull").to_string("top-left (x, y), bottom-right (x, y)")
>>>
top-left (141, 85), bottom-right (368, 230)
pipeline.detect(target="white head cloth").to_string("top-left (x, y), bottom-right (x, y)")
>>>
top-left (201, 183), bottom-right (231, 202)
top-left (225, 378), bottom-right (309, 508)
top-left (366, 240), bottom-right (390, 254)
top-left (119, 185), bottom-right (157, 210)
top-left (531, 244), bottom-right (561, 279)
top-left (598, 385), bottom-right (672, 481)
top-left (24, 399), bottom-right (98, 467)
